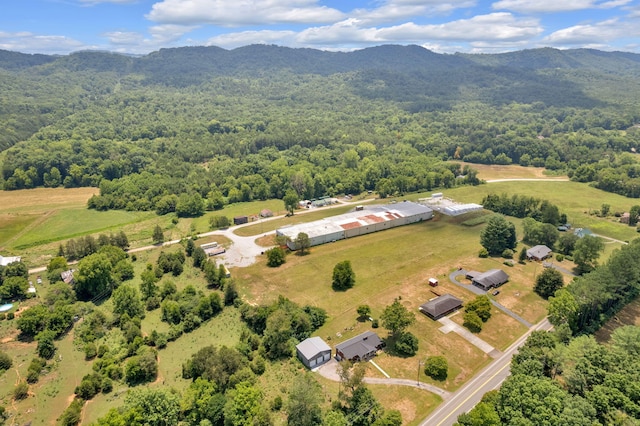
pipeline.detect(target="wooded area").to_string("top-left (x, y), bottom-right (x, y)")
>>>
top-left (1, 45), bottom-right (639, 213)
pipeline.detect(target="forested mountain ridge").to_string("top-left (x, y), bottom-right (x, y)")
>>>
top-left (1, 44), bottom-right (640, 211)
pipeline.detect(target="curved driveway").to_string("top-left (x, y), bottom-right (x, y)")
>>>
top-left (449, 269), bottom-right (532, 328)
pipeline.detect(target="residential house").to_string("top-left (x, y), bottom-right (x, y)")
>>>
top-left (335, 331), bottom-right (384, 362)
top-left (419, 294), bottom-right (463, 320)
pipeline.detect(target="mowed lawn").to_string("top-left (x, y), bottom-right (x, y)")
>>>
top-left (235, 215), bottom-right (541, 391)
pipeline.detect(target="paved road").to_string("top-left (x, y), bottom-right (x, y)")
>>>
top-left (419, 317), bottom-right (553, 426)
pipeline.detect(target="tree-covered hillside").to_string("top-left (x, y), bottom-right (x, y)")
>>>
top-left (1, 45), bottom-right (639, 211)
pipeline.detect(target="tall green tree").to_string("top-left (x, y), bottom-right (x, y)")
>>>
top-left (152, 225), bottom-right (164, 244)
top-left (286, 375), bottom-right (323, 426)
top-left (283, 190), bottom-right (299, 216)
top-left (534, 268), bottom-right (564, 299)
top-left (111, 284), bottom-right (144, 319)
top-left (224, 382), bottom-right (269, 426)
top-left (295, 232), bottom-right (311, 255)
top-left (75, 253), bottom-right (114, 299)
top-left (332, 260), bottom-right (356, 291)
top-left (480, 215), bottom-right (517, 255)
top-left (380, 299), bottom-right (415, 337)
top-left (573, 235), bottom-right (605, 274)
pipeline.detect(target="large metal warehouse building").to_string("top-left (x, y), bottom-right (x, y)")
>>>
top-left (276, 201), bottom-right (433, 250)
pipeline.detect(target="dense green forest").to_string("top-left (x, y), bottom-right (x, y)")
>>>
top-left (1, 45), bottom-right (640, 212)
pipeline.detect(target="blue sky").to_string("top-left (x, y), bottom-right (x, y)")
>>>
top-left (1, 0), bottom-right (639, 55)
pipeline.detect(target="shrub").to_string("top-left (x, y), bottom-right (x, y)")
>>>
top-left (478, 248), bottom-right (489, 258)
top-left (271, 395), bottom-right (283, 411)
top-left (0, 350), bottom-right (12, 371)
top-left (463, 311), bottom-right (483, 333)
top-left (7, 312), bottom-right (14, 320)
top-left (14, 381), bottom-right (29, 400)
top-left (265, 247), bottom-right (286, 267)
top-left (424, 356), bottom-right (448, 381)
top-left (26, 357), bottom-right (46, 383)
top-left (58, 398), bottom-right (83, 426)
top-left (502, 249), bottom-right (514, 259)
top-left (97, 345), bottom-right (109, 358)
top-left (84, 342), bottom-right (97, 360)
top-left (394, 332), bottom-right (419, 356)
top-left (556, 254), bottom-right (564, 262)
top-left (503, 260), bottom-right (514, 267)
top-left (372, 319), bottom-right (379, 328)
top-left (0, 313), bottom-right (5, 320)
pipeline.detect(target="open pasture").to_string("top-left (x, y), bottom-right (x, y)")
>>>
top-left (457, 162), bottom-right (561, 180)
top-left (440, 180), bottom-right (640, 242)
top-left (235, 214), bottom-right (541, 391)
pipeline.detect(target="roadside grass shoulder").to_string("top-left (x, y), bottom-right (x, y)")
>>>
top-left (369, 384), bottom-right (443, 426)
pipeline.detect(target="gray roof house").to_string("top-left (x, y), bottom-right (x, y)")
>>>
top-left (335, 331), bottom-right (384, 362)
top-left (526, 245), bottom-right (552, 261)
top-left (419, 294), bottom-right (463, 320)
top-left (296, 337), bottom-right (332, 369)
top-left (472, 269), bottom-right (509, 290)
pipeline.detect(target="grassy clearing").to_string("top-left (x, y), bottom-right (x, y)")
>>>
top-left (442, 181), bottom-right (639, 242)
top-left (455, 163), bottom-right (560, 180)
top-left (0, 187), bottom-right (99, 214)
top-left (370, 384), bottom-right (443, 425)
top-left (11, 208), bottom-right (154, 249)
top-left (235, 216), bottom-right (505, 391)
top-left (0, 328), bottom-right (93, 426)
top-left (82, 306), bottom-right (244, 425)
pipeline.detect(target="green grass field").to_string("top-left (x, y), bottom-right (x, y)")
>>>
top-left (2, 165), bottom-right (640, 425)
top-left (439, 181), bottom-right (639, 242)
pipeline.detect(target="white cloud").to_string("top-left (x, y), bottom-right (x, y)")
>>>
top-left (544, 18), bottom-right (640, 45)
top-left (0, 32), bottom-right (85, 54)
top-left (492, 0), bottom-right (631, 13)
top-left (103, 31), bottom-right (145, 46)
top-left (351, 0), bottom-right (476, 25)
top-left (76, 0), bottom-right (139, 4)
top-left (296, 13), bottom-right (541, 47)
top-left (146, 0), bottom-right (344, 26)
top-left (206, 30), bottom-right (296, 49)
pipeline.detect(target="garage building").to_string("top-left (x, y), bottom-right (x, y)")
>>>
top-left (276, 202), bottom-right (433, 250)
top-left (296, 337), bottom-right (332, 369)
